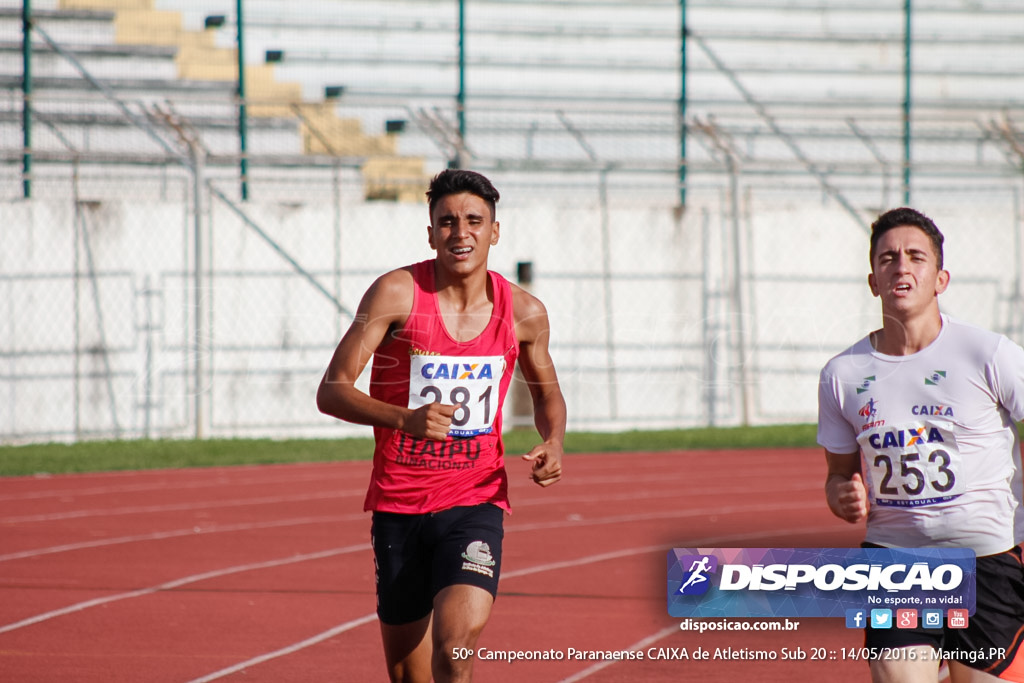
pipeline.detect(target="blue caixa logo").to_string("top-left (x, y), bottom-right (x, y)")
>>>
top-left (676, 554), bottom-right (718, 595)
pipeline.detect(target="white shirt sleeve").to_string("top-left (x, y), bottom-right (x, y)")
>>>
top-left (816, 367), bottom-right (859, 454)
top-left (988, 336), bottom-right (1024, 422)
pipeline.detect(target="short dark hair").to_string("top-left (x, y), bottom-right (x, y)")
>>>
top-left (869, 207), bottom-right (944, 270)
top-left (426, 169), bottom-right (500, 220)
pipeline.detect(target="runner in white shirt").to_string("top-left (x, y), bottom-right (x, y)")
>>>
top-left (817, 207), bottom-right (1024, 683)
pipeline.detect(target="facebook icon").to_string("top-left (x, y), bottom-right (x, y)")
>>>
top-left (846, 609), bottom-right (867, 629)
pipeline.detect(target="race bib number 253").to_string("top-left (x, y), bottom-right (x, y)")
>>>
top-left (408, 355), bottom-right (504, 437)
top-left (857, 422), bottom-right (965, 508)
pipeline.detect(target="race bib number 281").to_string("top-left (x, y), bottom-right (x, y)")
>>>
top-left (408, 355), bottom-right (504, 437)
top-left (857, 422), bottom-right (965, 508)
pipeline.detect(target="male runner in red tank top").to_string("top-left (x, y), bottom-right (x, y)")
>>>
top-left (317, 169), bottom-right (566, 683)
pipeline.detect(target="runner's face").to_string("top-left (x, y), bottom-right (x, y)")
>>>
top-left (428, 192), bottom-right (499, 274)
top-left (868, 225), bottom-right (949, 315)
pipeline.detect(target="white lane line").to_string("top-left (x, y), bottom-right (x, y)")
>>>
top-left (0, 471), bottom-right (841, 678)
top-left (0, 498), bottom-right (831, 564)
top-left (518, 466), bottom-right (818, 490)
top-left (503, 545), bottom-right (669, 580)
top-left (184, 525), bottom-right (845, 682)
top-left (1, 462), bottom-right (347, 482)
top-left (0, 452), bottom-right (808, 501)
top-left (186, 613), bottom-right (380, 683)
top-left (0, 489), bottom-right (363, 524)
top-left (506, 500), bottom-right (825, 533)
top-left (0, 457), bottom-right (806, 504)
top-left (546, 524), bottom-right (867, 683)
top-left (557, 625), bottom-right (680, 683)
top-left (0, 544), bottom-right (368, 635)
top-left (504, 525), bottom-right (847, 580)
top-left (511, 482), bottom-right (820, 508)
top-left (0, 471), bottom-right (362, 503)
top-left (550, 524), bottom-right (859, 683)
top-left (0, 514), bottom-right (367, 563)
top-left (0, 480), bottom-right (814, 525)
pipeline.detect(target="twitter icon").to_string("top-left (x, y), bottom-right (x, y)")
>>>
top-left (871, 609), bottom-right (893, 629)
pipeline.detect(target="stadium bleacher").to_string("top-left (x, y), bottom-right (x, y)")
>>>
top-left (2, 0), bottom-right (1021, 204)
top-left (1, 0), bottom-right (428, 200)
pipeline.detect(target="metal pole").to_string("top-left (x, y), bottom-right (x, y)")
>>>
top-left (143, 276), bottom-right (154, 439)
top-left (455, 0), bottom-right (466, 168)
top-left (679, 0), bottom-right (687, 208)
top-left (22, 0), bottom-right (32, 199)
top-left (598, 169), bottom-right (618, 421)
top-left (510, 262), bottom-right (534, 429)
top-left (700, 208), bottom-right (714, 426)
top-left (237, 0), bottom-right (249, 200)
top-left (902, 0), bottom-right (912, 205)
top-left (1016, 184), bottom-right (1023, 337)
top-left (726, 154), bottom-right (750, 426)
top-left (73, 186), bottom-right (81, 439)
top-left (333, 161), bottom-right (342, 341)
top-left (192, 146), bottom-right (205, 439)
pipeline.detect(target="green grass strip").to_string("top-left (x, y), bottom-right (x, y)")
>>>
top-left (0, 424), bottom-right (821, 477)
top-left (4, 423), bottom-right (1019, 478)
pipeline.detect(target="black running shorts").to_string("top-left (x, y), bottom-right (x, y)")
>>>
top-left (862, 543), bottom-right (1024, 679)
top-left (371, 503), bottom-right (504, 626)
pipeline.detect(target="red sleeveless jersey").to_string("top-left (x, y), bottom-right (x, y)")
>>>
top-left (364, 260), bottom-right (519, 513)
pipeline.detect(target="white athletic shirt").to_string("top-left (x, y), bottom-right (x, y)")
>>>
top-left (817, 315), bottom-right (1024, 556)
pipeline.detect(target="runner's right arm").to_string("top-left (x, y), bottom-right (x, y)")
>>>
top-left (824, 450), bottom-right (868, 523)
top-left (316, 269), bottom-right (456, 441)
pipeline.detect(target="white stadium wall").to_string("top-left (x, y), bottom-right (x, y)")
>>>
top-left (3, 191), bottom-right (1021, 442)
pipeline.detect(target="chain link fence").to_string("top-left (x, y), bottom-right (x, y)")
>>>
top-left (1, 0), bottom-right (1022, 443)
top-left (4, 167), bottom-right (1020, 442)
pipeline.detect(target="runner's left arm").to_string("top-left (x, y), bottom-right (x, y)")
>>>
top-left (991, 336), bottom-right (1024, 423)
top-left (514, 286), bottom-right (566, 488)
